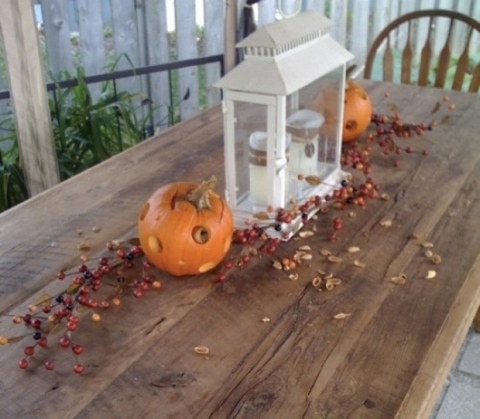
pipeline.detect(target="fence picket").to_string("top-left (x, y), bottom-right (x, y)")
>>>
top-left (175, 0), bottom-right (200, 121)
top-left (40, 0), bottom-right (74, 76)
top-left (77, 0), bottom-right (106, 99)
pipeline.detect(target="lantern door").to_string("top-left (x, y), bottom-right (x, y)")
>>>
top-left (222, 91), bottom-right (289, 216)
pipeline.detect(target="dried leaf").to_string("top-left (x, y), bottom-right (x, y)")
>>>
top-left (333, 312), bottom-right (351, 320)
top-left (77, 240), bottom-right (90, 250)
top-left (305, 175), bottom-right (322, 186)
top-left (66, 283), bottom-right (81, 295)
top-left (253, 211), bottom-right (270, 220)
top-left (35, 293), bottom-right (53, 306)
top-left (431, 100), bottom-right (441, 114)
top-left (387, 102), bottom-right (399, 112)
top-left (7, 335), bottom-right (27, 344)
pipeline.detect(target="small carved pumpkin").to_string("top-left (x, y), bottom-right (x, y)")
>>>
top-left (342, 81), bottom-right (373, 142)
top-left (138, 176), bottom-right (234, 276)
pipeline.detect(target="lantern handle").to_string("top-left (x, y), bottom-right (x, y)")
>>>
top-left (277, 0), bottom-right (302, 19)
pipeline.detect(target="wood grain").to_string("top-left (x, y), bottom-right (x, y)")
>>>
top-left (0, 82), bottom-right (479, 419)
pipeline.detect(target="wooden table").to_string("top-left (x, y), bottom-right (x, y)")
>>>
top-left (0, 81), bottom-right (479, 419)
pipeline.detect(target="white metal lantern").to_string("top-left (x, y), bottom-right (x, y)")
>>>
top-left (215, 11), bottom-right (354, 239)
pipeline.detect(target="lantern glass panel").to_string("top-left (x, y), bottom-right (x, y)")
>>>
top-left (233, 100), bottom-right (269, 209)
top-left (286, 66), bottom-right (343, 200)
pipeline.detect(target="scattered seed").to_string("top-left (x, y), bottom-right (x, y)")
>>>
top-left (325, 281), bottom-right (335, 291)
top-left (347, 246), bottom-right (360, 253)
top-left (261, 317), bottom-right (271, 323)
top-left (92, 226), bottom-right (101, 233)
top-left (381, 193), bottom-right (390, 201)
top-left (333, 312), bottom-right (351, 320)
top-left (80, 254), bottom-right (89, 263)
top-left (194, 346), bottom-right (209, 355)
top-left (312, 276), bottom-right (322, 287)
top-left (299, 230), bottom-right (314, 238)
top-left (328, 255), bottom-right (342, 263)
top-left (272, 260), bottom-right (283, 270)
top-left (289, 273), bottom-right (299, 281)
top-left (425, 270), bottom-right (437, 279)
top-left (421, 242), bottom-right (434, 248)
top-left (348, 211), bottom-right (356, 218)
top-left (324, 273), bottom-right (333, 280)
top-left (391, 276), bottom-right (406, 285)
top-left (320, 249), bottom-right (331, 257)
top-left (253, 211), bottom-right (270, 220)
top-left (327, 278), bottom-right (342, 286)
top-left (77, 229), bottom-right (83, 235)
top-left (431, 254), bottom-right (442, 265)
top-left (300, 253), bottom-right (313, 260)
top-left (380, 219), bottom-right (393, 227)
top-left (298, 245), bottom-right (312, 251)
top-left (353, 260), bottom-right (366, 268)
top-left (424, 250), bottom-right (433, 258)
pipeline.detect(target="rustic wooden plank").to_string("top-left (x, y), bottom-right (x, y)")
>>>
top-left (401, 21), bottom-right (413, 84)
top-left (434, 19), bottom-right (454, 89)
top-left (40, 0), bottom-right (74, 76)
top-left (418, 16), bottom-right (433, 86)
top-left (0, 82), bottom-right (479, 419)
top-left (0, 0), bottom-right (60, 196)
top-left (175, 0), bottom-right (200, 121)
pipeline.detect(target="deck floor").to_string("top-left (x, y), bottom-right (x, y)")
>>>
top-left (432, 329), bottom-right (480, 419)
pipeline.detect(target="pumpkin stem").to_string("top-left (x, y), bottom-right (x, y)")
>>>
top-left (183, 176), bottom-right (217, 211)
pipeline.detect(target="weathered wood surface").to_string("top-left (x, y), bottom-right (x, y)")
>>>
top-left (0, 81), bottom-right (479, 419)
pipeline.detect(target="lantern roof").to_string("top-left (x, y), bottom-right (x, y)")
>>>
top-left (215, 11), bottom-right (354, 96)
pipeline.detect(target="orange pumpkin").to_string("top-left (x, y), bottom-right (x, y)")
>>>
top-left (342, 81), bottom-right (373, 142)
top-left (138, 176), bottom-right (234, 276)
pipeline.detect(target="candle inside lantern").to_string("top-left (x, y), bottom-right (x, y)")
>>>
top-left (286, 110), bottom-right (325, 178)
top-left (248, 131), bottom-right (290, 206)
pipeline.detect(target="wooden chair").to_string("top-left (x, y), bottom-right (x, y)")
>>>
top-left (364, 9), bottom-right (480, 92)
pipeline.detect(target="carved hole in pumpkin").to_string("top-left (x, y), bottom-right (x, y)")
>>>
top-left (192, 226), bottom-right (210, 244)
top-left (139, 202), bottom-right (150, 221)
top-left (345, 120), bottom-right (358, 131)
top-left (148, 235), bottom-right (162, 253)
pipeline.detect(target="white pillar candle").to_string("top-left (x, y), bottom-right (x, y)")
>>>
top-left (286, 110), bottom-right (325, 178)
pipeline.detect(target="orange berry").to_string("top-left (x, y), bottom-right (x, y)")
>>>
top-left (91, 313), bottom-right (101, 322)
top-left (152, 281), bottom-right (162, 289)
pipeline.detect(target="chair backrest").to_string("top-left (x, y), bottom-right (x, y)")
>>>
top-left (364, 9), bottom-right (480, 92)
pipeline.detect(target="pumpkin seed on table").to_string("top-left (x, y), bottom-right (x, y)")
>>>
top-left (333, 312), bottom-right (351, 320)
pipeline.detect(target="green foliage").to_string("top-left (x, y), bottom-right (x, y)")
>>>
top-left (0, 65), bottom-right (152, 213)
top-left (51, 66), bottom-right (149, 180)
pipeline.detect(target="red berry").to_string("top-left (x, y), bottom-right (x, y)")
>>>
top-left (73, 363), bottom-right (85, 374)
top-left (66, 321), bottom-right (78, 332)
top-left (133, 289), bottom-right (143, 298)
top-left (44, 360), bottom-right (55, 370)
top-left (18, 359), bottom-right (29, 369)
top-left (59, 336), bottom-right (71, 348)
top-left (72, 344), bottom-right (84, 355)
top-left (24, 346), bottom-right (35, 356)
top-left (217, 272), bottom-right (227, 282)
top-left (57, 271), bottom-right (66, 280)
top-left (38, 337), bottom-right (48, 348)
